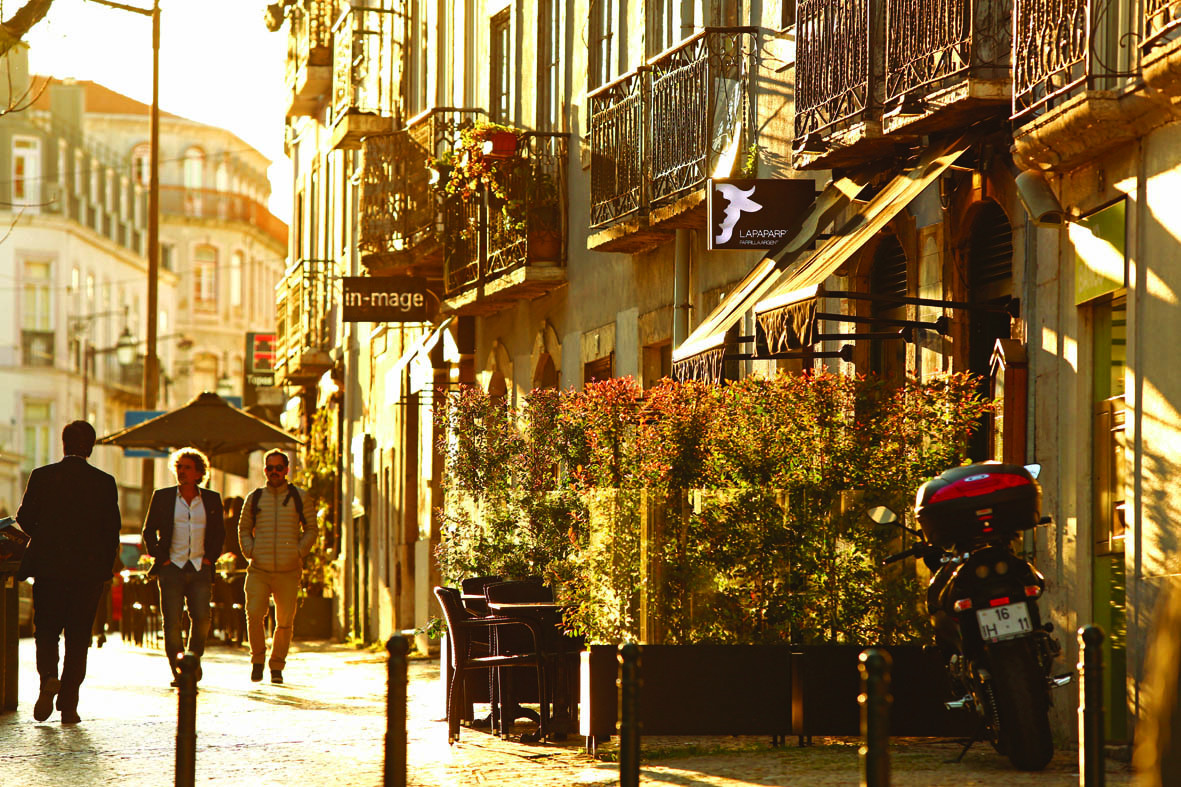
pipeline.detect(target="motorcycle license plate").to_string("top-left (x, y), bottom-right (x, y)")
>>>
top-left (976, 602), bottom-right (1033, 642)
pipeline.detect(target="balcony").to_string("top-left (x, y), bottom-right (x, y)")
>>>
top-left (159, 186), bottom-right (288, 247)
top-left (21, 330), bottom-right (54, 367)
top-left (879, 0), bottom-right (1011, 136)
top-left (588, 27), bottom-right (758, 253)
top-left (1012, 0), bottom-right (1153, 171)
top-left (285, 0), bottom-right (334, 117)
top-left (275, 259), bottom-right (336, 386)
top-left (443, 132), bottom-right (568, 316)
top-left (329, 5), bottom-right (395, 149)
top-left (793, 0), bottom-right (890, 169)
top-left (359, 107), bottom-right (485, 276)
top-left (1143, 1), bottom-right (1181, 101)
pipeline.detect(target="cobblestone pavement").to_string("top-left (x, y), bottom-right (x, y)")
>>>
top-left (0, 635), bottom-right (1134, 786)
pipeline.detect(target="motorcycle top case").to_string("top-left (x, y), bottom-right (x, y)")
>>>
top-left (914, 462), bottom-right (1041, 548)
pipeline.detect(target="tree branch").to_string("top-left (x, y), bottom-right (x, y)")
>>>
top-left (0, 0), bottom-right (57, 58)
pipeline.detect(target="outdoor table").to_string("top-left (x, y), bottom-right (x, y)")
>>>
top-left (486, 601), bottom-right (574, 740)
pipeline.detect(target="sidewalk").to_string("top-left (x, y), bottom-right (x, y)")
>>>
top-left (0, 634), bottom-right (1134, 786)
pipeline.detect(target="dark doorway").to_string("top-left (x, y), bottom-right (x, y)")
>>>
top-left (869, 234), bottom-right (908, 384)
top-left (966, 201), bottom-right (1013, 461)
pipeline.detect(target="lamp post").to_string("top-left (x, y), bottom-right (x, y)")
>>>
top-left (83, 327), bottom-right (138, 417)
top-left (86, 0), bottom-right (160, 498)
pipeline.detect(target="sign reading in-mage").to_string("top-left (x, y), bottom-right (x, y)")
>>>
top-left (707, 178), bottom-right (818, 250)
top-left (342, 276), bottom-right (431, 322)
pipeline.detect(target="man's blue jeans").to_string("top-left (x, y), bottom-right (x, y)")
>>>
top-left (158, 562), bottom-right (212, 678)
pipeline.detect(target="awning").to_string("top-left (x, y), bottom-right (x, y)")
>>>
top-left (672, 130), bottom-right (978, 382)
top-left (384, 317), bottom-right (453, 407)
top-left (671, 175), bottom-right (867, 381)
top-left (755, 133), bottom-right (977, 353)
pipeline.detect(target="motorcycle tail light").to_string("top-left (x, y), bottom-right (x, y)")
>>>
top-left (1025, 585), bottom-right (1042, 598)
top-left (989, 596), bottom-right (1010, 607)
top-left (953, 598), bottom-right (973, 612)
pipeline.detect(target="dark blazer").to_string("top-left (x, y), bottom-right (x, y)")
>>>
top-left (141, 486), bottom-right (225, 577)
top-left (15, 455), bottom-right (121, 583)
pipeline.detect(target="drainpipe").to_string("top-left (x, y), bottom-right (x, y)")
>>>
top-left (345, 151), bottom-right (362, 639)
top-left (673, 229), bottom-right (691, 347)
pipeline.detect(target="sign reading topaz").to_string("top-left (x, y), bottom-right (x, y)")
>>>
top-left (342, 276), bottom-right (431, 322)
top-left (707, 178), bottom-right (818, 250)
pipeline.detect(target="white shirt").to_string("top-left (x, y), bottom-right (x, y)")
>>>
top-left (169, 488), bottom-right (206, 569)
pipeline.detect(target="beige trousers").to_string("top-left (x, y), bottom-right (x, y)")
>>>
top-left (245, 567), bottom-right (301, 670)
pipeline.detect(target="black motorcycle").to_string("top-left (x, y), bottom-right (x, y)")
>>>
top-left (873, 462), bottom-right (1072, 771)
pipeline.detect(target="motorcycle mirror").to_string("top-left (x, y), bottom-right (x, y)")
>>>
top-left (1025, 463), bottom-right (1042, 479)
top-left (867, 506), bottom-right (898, 525)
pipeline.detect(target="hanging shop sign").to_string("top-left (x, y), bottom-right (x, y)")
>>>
top-left (342, 276), bottom-right (431, 322)
top-left (707, 178), bottom-right (818, 250)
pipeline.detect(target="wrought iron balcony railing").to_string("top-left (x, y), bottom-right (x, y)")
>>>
top-left (884, 0), bottom-right (1010, 107)
top-left (275, 258), bottom-right (336, 384)
top-left (159, 186), bottom-right (288, 247)
top-left (589, 27), bottom-right (757, 230)
top-left (589, 69), bottom-right (645, 228)
top-left (331, 5), bottom-right (394, 120)
top-left (650, 27), bottom-right (757, 207)
top-left (21, 330), bottom-right (54, 367)
top-left (796, 0), bottom-right (873, 141)
top-left (443, 132), bottom-right (569, 297)
top-left (286, 0), bottom-right (334, 87)
top-left (1145, 0), bottom-right (1181, 52)
top-left (359, 108), bottom-right (484, 263)
top-left (1013, 0), bottom-right (1140, 123)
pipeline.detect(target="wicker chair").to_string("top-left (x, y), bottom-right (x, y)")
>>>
top-left (433, 586), bottom-right (549, 743)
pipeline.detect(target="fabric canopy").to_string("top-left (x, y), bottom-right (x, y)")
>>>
top-left (754, 133), bottom-right (977, 353)
top-left (671, 175), bottom-right (867, 382)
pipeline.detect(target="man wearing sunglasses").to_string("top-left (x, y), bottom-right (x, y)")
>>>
top-left (238, 449), bottom-right (316, 684)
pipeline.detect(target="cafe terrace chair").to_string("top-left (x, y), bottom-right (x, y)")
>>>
top-left (460, 574), bottom-right (501, 617)
top-left (484, 581), bottom-right (565, 737)
top-left (433, 586), bottom-right (549, 744)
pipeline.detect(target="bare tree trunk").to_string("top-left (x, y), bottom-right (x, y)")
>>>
top-left (0, 0), bottom-right (56, 58)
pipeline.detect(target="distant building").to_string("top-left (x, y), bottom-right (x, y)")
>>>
top-left (0, 47), bottom-right (287, 521)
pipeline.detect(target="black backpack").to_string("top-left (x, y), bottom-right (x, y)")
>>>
top-left (249, 485), bottom-right (307, 527)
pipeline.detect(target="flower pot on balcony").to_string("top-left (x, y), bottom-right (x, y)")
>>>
top-left (527, 228), bottom-right (562, 262)
top-left (481, 131), bottom-right (519, 159)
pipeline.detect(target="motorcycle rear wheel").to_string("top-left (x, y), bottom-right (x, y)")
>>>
top-left (987, 638), bottom-right (1054, 771)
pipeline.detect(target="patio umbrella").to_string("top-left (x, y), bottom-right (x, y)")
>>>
top-left (97, 391), bottom-right (303, 460)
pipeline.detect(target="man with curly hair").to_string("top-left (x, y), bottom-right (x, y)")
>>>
top-left (142, 447), bottom-right (225, 686)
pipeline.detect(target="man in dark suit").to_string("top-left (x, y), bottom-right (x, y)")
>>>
top-left (16, 420), bottom-right (121, 724)
top-left (142, 447), bottom-right (224, 687)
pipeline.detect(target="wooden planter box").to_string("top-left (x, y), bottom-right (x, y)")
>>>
top-left (580, 644), bottom-right (793, 746)
top-left (580, 643), bottom-right (975, 747)
top-left (293, 595), bottom-right (333, 640)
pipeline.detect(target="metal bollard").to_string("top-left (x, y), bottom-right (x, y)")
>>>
top-left (1079, 625), bottom-right (1105, 787)
top-left (859, 648), bottom-right (892, 787)
top-left (619, 643), bottom-right (641, 787)
top-left (175, 652), bottom-right (198, 787)
top-left (385, 635), bottom-right (409, 787)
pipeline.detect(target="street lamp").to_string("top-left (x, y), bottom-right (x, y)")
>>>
top-left (83, 326), bottom-right (138, 416)
top-left (86, 0), bottom-right (161, 500)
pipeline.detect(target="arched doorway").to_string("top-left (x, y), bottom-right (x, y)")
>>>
top-left (533, 353), bottom-right (558, 389)
top-left (966, 200), bottom-right (1014, 460)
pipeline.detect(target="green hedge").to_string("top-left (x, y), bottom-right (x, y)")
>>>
top-left (435, 372), bottom-right (988, 645)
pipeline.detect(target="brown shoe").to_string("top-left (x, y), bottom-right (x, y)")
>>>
top-left (60, 708), bottom-right (81, 724)
top-left (33, 679), bottom-right (59, 722)
top-left (270, 669), bottom-right (283, 684)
